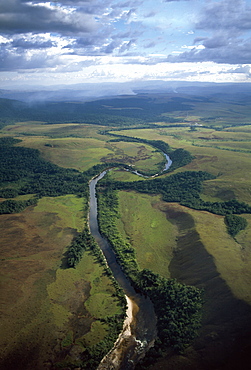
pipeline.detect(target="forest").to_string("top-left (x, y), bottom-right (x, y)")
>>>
top-left (224, 214), bottom-right (248, 237)
top-left (102, 171), bottom-right (251, 217)
top-left (0, 135), bottom-right (193, 212)
top-left (0, 95), bottom-right (191, 128)
top-left (0, 137), bottom-right (125, 212)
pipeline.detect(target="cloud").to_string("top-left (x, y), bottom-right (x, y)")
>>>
top-left (195, 0), bottom-right (251, 32)
top-left (167, 0), bottom-right (251, 64)
top-left (167, 40), bottom-right (251, 65)
top-left (1, 0), bottom-right (251, 84)
top-left (0, 47), bottom-right (62, 71)
top-left (0, 0), bottom-right (98, 36)
top-left (227, 65), bottom-right (251, 75)
top-left (0, 0), bottom-right (140, 69)
top-left (11, 36), bottom-right (56, 49)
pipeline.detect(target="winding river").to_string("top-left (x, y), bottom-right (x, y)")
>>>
top-left (88, 154), bottom-right (172, 369)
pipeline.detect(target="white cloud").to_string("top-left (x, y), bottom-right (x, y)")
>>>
top-left (1, 0), bottom-right (251, 86)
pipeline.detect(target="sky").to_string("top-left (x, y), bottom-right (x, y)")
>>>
top-left (1, 0), bottom-right (251, 88)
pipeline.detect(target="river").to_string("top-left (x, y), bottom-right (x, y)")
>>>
top-left (88, 154), bottom-right (172, 369)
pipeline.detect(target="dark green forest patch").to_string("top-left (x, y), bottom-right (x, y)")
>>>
top-left (103, 170), bottom-right (251, 217)
top-left (225, 214), bottom-right (248, 237)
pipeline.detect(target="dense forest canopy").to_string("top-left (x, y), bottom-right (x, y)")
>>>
top-left (0, 95), bottom-right (191, 127)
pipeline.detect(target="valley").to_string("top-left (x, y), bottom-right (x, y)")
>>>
top-left (0, 87), bottom-right (251, 369)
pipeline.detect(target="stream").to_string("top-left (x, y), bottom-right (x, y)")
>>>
top-left (88, 154), bottom-right (172, 369)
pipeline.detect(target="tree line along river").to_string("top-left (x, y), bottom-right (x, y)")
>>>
top-left (88, 154), bottom-right (173, 369)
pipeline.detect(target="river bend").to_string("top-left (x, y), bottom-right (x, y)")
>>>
top-left (88, 154), bottom-right (172, 368)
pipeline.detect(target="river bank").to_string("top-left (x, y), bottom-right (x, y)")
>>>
top-left (88, 171), bottom-right (157, 369)
top-left (87, 151), bottom-right (172, 368)
top-left (97, 297), bottom-right (138, 370)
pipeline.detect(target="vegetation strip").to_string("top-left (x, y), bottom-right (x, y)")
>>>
top-left (96, 185), bottom-right (204, 359)
top-left (102, 170), bottom-right (251, 218)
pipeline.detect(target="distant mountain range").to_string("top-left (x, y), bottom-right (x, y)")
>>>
top-left (1, 80), bottom-right (251, 103)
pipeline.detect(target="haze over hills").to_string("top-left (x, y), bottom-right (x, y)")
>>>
top-left (1, 81), bottom-right (251, 103)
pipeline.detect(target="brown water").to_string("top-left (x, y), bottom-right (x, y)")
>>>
top-left (89, 172), bottom-right (157, 369)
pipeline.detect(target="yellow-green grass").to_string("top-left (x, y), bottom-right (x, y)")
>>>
top-left (117, 129), bottom-right (251, 202)
top-left (1, 121), bottom-right (114, 142)
top-left (182, 146), bottom-right (251, 205)
top-left (108, 168), bottom-right (146, 182)
top-left (47, 250), bottom-right (122, 326)
top-left (85, 293), bottom-right (120, 318)
top-left (112, 128), bottom-right (192, 149)
top-left (45, 123), bottom-right (110, 139)
top-left (2, 122), bottom-right (78, 135)
top-left (114, 127), bottom-right (251, 158)
top-left (0, 195), bottom-right (123, 368)
top-left (158, 126), bottom-right (251, 144)
top-left (114, 128), bottom-right (172, 142)
top-left (117, 191), bottom-right (177, 278)
top-left (186, 101), bottom-right (251, 125)
top-left (226, 125), bottom-right (251, 133)
top-left (10, 194), bottom-right (36, 201)
top-left (134, 150), bottom-right (163, 173)
top-left (114, 128), bottom-right (251, 200)
top-left (76, 321), bottom-right (108, 347)
top-left (34, 194), bottom-right (85, 232)
top-left (117, 190), bottom-right (251, 305)
top-left (113, 125), bottom-right (251, 149)
top-left (14, 136), bottom-right (165, 173)
top-left (200, 140), bottom-right (251, 152)
top-left (102, 141), bottom-right (165, 173)
top-left (15, 136), bottom-right (111, 171)
top-left (0, 196), bottom-right (81, 367)
top-left (184, 115), bottom-right (203, 122)
top-left (187, 208), bottom-right (251, 305)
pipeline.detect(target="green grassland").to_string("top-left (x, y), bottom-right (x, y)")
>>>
top-left (0, 195), bottom-right (123, 369)
top-left (0, 195), bottom-right (83, 369)
top-left (116, 188), bottom-right (251, 304)
top-left (117, 191), bottom-right (177, 278)
top-left (108, 167), bottom-right (144, 182)
top-left (188, 208), bottom-right (251, 305)
top-left (1, 92), bottom-right (251, 369)
top-left (113, 127), bottom-right (251, 205)
top-left (15, 136), bottom-right (113, 171)
top-left (5, 133), bottom-right (164, 173)
top-left (103, 140), bottom-right (164, 173)
top-left (1, 120), bottom-right (111, 139)
top-left (34, 194), bottom-right (85, 231)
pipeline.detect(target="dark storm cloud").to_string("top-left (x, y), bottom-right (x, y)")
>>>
top-left (0, 0), bottom-right (97, 35)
